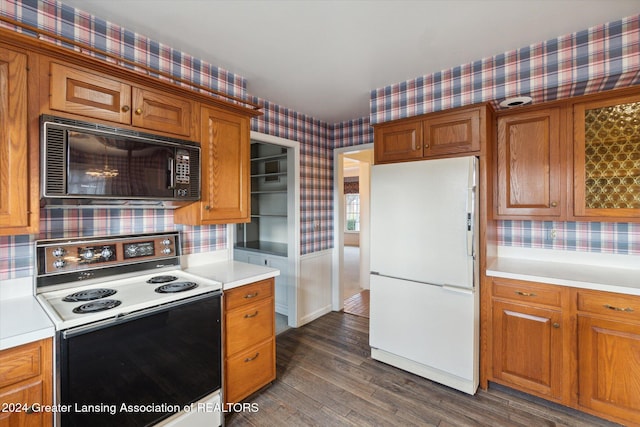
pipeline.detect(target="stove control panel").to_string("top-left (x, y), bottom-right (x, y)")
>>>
top-left (39, 234), bottom-right (179, 274)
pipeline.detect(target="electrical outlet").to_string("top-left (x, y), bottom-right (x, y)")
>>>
top-left (549, 229), bottom-right (557, 240)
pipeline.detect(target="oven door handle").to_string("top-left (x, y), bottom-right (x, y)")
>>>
top-left (62, 291), bottom-right (221, 339)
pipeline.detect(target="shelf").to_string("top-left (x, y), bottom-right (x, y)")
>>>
top-left (251, 190), bottom-right (288, 195)
top-left (250, 153), bottom-right (287, 162)
top-left (235, 241), bottom-right (288, 257)
top-left (251, 172), bottom-right (288, 178)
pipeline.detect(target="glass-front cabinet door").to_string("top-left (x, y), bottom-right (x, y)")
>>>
top-left (573, 93), bottom-right (640, 220)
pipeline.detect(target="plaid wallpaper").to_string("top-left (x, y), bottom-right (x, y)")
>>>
top-left (497, 221), bottom-right (640, 255)
top-left (370, 14), bottom-right (640, 124)
top-left (0, 0), bottom-right (247, 99)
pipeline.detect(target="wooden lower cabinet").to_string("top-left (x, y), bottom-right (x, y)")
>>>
top-left (0, 339), bottom-right (52, 427)
top-left (486, 277), bottom-right (640, 425)
top-left (577, 290), bottom-right (640, 425)
top-left (491, 300), bottom-right (563, 399)
top-left (223, 278), bottom-right (275, 404)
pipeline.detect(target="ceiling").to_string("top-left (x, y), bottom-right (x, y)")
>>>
top-left (58, 0), bottom-right (640, 124)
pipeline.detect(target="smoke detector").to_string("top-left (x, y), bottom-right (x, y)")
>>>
top-left (499, 96), bottom-right (533, 108)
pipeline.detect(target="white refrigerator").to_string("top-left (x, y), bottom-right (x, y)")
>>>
top-left (369, 156), bottom-right (479, 395)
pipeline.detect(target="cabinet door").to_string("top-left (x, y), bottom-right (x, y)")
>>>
top-left (573, 93), bottom-right (640, 220)
top-left (49, 62), bottom-right (131, 124)
top-left (199, 106), bottom-right (250, 224)
top-left (424, 108), bottom-right (480, 156)
top-left (0, 47), bottom-right (30, 232)
top-left (0, 381), bottom-right (46, 427)
top-left (496, 108), bottom-right (563, 217)
top-left (578, 315), bottom-right (640, 424)
top-left (374, 120), bottom-right (423, 163)
top-left (131, 87), bottom-right (193, 137)
top-left (492, 300), bottom-right (563, 399)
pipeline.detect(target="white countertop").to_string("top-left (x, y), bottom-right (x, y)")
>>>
top-left (0, 296), bottom-right (55, 351)
top-left (487, 247), bottom-right (640, 296)
top-left (185, 260), bottom-right (280, 290)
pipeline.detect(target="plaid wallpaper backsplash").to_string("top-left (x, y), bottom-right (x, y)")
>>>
top-left (497, 221), bottom-right (640, 255)
top-left (370, 14), bottom-right (640, 124)
top-left (0, 209), bottom-right (227, 280)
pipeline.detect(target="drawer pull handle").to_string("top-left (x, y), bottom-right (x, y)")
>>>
top-left (552, 323), bottom-right (560, 329)
top-left (244, 311), bottom-right (259, 318)
top-left (515, 291), bottom-right (537, 297)
top-left (244, 292), bottom-right (259, 299)
top-left (244, 352), bottom-right (260, 362)
top-left (603, 304), bottom-right (634, 313)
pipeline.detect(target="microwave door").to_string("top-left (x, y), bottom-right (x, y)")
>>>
top-left (66, 132), bottom-right (174, 198)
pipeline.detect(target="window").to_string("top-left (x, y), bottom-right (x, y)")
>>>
top-left (345, 194), bottom-right (360, 231)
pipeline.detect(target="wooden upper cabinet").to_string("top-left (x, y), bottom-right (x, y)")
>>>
top-left (573, 92), bottom-right (640, 220)
top-left (174, 105), bottom-right (250, 225)
top-left (374, 104), bottom-right (487, 164)
top-left (425, 108), bottom-right (480, 157)
top-left (49, 62), bottom-right (131, 124)
top-left (0, 45), bottom-right (36, 235)
top-left (495, 107), bottom-right (564, 218)
top-left (374, 120), bottom-right (423, 163)
top-left (131, 88), bottom-right (192, 136)
top-left (49, 62), bottom-right (194, 137)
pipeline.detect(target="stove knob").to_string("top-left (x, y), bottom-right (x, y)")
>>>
top-left (161, 239), bottom-right (172, 246)
top-left (53, 259), bottom-right (66, 269)
top-left (81, 248), bottom-right (95, 260)
top-left (52, 247), bottom-right (66, 257)
top-left (127, 246), bottom-right (138, 257)
top-left (161, 248), bottom-right (172, 255)
top-left (101, 247), bottom-right (113, 259)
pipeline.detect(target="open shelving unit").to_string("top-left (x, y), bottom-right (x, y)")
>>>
top-left (235, 140), bottom-right (294, 317)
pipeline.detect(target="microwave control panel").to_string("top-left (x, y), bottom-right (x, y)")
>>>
top-left (175, 149), bottom-right (190, 185)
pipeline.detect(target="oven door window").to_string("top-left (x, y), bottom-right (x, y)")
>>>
top-left (66, 130), bottom-right (174, 198)
top-left (60, 293), bottom-right (221, 426)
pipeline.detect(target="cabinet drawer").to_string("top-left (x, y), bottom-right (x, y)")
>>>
top-left (225, 297), bottom-right (274, 356)
top-left (224, 279), bottom-right (273, 311)
top-left (0, 342), bottom-right (41, 389)
top-left (492, 278), bottom-right (562, 307)
top-left (577, 291), bottom-right (640, 321)
top-left (225, 338), bottom-right (275, 403)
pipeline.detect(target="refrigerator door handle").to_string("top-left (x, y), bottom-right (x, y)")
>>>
top-left (443, 284), bottom-right (474, 295)
top-left (466, 158), bottom-right (477, 258)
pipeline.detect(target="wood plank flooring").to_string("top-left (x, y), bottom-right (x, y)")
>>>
top-left (226, 312), bottom-right (621, 427)
top-left (343, 290), bottom-right (369, 318)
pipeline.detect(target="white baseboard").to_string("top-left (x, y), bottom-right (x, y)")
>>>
top-left (299, 304), bottom-right (332, 326)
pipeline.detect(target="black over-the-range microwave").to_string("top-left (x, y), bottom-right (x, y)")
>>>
top-left (40, 115), bottom-right (201, 208)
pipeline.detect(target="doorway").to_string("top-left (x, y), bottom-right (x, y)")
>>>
top-left (332, 144), bottom-right (373, 317)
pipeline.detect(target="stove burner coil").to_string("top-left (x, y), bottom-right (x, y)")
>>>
top-left (146, 275), bottom-right (178, 284)
top-left (155, 282), bottom-right (198, 293)
top-left (72, 299), bottom-right (122, 314)
top-left (63, 288), bottom-right (117, 302)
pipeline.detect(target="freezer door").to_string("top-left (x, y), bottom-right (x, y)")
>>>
top-left (369, 274), bottom-right (478, 388)
top-left (370, 156), bottom-right (477, 289)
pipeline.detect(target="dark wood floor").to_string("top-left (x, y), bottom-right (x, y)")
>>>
top-left (226, 312), bottom-right (620, 427)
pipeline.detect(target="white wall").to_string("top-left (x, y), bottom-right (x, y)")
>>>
top-left (298, 249), bottom-right (333, 325)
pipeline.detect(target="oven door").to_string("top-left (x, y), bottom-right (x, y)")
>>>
top-left (59, 291), bottom-right (221, 427)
